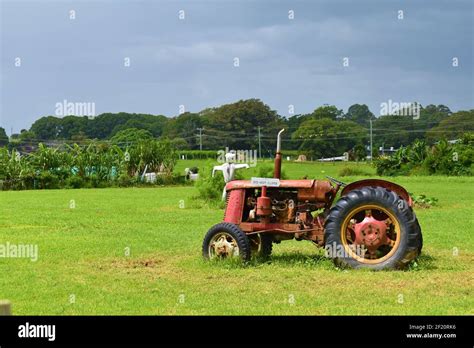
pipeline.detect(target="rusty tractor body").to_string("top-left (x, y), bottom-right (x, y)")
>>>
top-left (202, 129), bottom-right (423, 270)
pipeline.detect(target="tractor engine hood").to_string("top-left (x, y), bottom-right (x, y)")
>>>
top-left (225, 179), bottom-right (316, 190)
top-left (225, 179), bottom-right (336, 204)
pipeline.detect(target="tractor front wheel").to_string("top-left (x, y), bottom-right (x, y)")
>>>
top-left (202, 223), bottom-right (251, 261)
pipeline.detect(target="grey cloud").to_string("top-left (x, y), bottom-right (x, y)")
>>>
top-left (0, 0), bottom-right (472, 132)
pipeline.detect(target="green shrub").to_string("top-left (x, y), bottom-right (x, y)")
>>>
top-left (0, 139), bottom-right (183, 190)
top-left (155, 173), bottom-right (181, 186)
top-left (37, 172), bottom-right (60, 189)
top-left (194, 162), bottom-right (226, 202)
top-left (172, 173), bottom-right (188, 185)
top-left (410, 193), bottom-right (438, 208)
top-left (177, 150), bottom-right (217, 160)
top-left (374, 155), bottom-right (407, 176)
top-left (256, 164), bottom-right (288, 179)
top-left (375, 135), bottom-right (473, 176)
top-left (117, 173), bottom-right (136, 187)
top-left (423, 139), bottom-right (473, 176)
top-left (65, 176), bottom-right (84, 189)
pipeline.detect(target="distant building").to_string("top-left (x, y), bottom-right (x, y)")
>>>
top-left (378, 146), bottom-right (398, 156)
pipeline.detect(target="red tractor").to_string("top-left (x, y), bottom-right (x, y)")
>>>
top-left (202, 129), bottom-right (423, 270)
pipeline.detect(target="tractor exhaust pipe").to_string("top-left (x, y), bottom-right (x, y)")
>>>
top-left (273, 129), bottom-right (285, 179)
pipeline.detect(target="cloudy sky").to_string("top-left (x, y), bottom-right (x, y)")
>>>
top-left (0, 0), bottom-right (472, 133)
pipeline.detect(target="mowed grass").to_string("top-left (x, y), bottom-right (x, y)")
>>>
top-left (0, 161), bottom-right (473, 315)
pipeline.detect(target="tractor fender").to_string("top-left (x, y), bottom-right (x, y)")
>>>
top-left (340, 179), bottom-right (413, 207)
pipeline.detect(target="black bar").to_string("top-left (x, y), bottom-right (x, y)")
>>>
top-left (0, 316), bottom-right (472, 346)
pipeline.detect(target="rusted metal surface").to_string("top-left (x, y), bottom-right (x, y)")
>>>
top-left (341, 179), bottom-right (413, 206)
top-left (223, 178), bottom-right (409, 250)
top-left (223, 189), bottom-right (245, 224)
top-left (297, 180), bottom-right (335, 203)
top-left (226, 179), bottom-right (336, 205)
top-left (342, 205), bottom-right (401, 263)
top-left (224, 177), bottom-right (336, 244)
top-left (208, 232), bottom-right (239, 258)
top-left (273, 153), bottom-right (282, 179)
top-left (273, 129), bottom-right (285, 179)
top-left (238, 220), bottom-right (325, 244)
top-left (256, 186), bottom-right (272, 217)
top-left (239, 222), bottom-right (300, 233)
top-left (226, 179), bottom-right (316, 191)
top-left (353, 215), bottom-right (389, 255)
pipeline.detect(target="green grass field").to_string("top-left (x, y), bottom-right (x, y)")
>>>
top-left (174, 158), bottom-right (376, 179)
top-left (0, 161), bottom-right (473, 315)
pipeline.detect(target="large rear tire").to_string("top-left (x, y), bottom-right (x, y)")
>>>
top-left (324, 187), bottom-right (421, 270)
top-left (413, 215), bottom-right (423, 255)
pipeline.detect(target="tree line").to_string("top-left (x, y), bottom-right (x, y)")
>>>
top-left (1, 99), bottom-right (472, 158)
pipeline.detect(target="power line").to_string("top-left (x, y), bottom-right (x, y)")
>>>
top-left (6, 127), bottom-right (468, 147)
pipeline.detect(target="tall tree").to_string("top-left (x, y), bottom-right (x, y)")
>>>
top-left (292, 118), bottom-right (366, 158)
top-left (345, 104), bottom-right (375, 127)
top-left (200, 99), bottom-right (284, 150)
top-left (30, 116), bottom-right (62, 140)
top-left (426, 110), bottom-right (474, 143)
top-left (372, 115), bottom-right (412, 148)
top-left (162, 112), bottom-right (202, 149)
top-left (58, 116), bottom-right (88, 139)
top-left (110, 128), bottom-right (153, 145)
top-left (417, 104), bottom-right (451, 128)
top-left (311, 105), bottom-right (343, 120)
top-left (0, 127), bottom-right (8, 146)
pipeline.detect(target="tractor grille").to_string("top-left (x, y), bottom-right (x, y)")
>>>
top-left (223, 191), bottom-right (230, 219)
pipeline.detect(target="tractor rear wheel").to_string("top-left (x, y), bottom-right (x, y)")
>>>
top-left (324, 186), bottom-right (421, 270)
top-left (202, 223), bottom-right (251, 261)
top-left (413, 215), bottom-right (423, 255)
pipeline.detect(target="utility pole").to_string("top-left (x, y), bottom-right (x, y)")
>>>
top-left (258, 126), bottom-right (262, 159)
top-left (196, 127), bottom-right (204, 151)
top-left (369, 119), bottom-right (373, 162)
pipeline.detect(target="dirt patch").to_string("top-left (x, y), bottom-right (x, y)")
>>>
top-left (86, 254), bottom-right (189, 282)
top-left (110, 257), bottom-right (164, 269)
